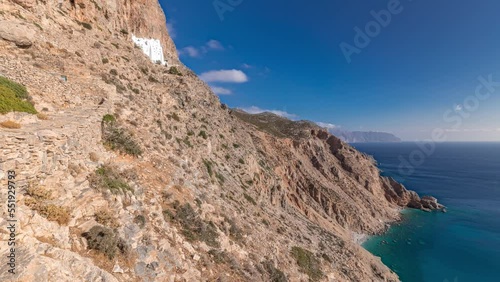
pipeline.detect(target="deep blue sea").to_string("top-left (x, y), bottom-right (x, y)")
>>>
top-left (352, 142), bottom-right (500, 282)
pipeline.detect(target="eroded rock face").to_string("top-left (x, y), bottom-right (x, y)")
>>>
top-left (0, 1), bottom-right (440, 281)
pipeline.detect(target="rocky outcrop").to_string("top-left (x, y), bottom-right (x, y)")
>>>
top-left (0, 1), bottom-right (441, 281)
top-left (380, 177), bottom-right (444, 212)
top-left (0, 20), bottom-right (34, 48)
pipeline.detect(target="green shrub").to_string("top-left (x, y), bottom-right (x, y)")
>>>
top-left (238, 158), bottom-right (245, 164)
top-left (0, 76), bottom-right (36, 114)
top-left (77, 21), bottom-right (92, 30)
top-left (148, 75), bottom-right (159, 83)
top-left (101, 117), bottom-right (142, 156)
top-left (173, 203), bottom-right (220, 247)
top-left (262, 260), bottom-right (288, 282)
top-left (244, 193), bottom-right (257, 205)
top-left (182, 137), bottom-right (192, 147)
top-left (33, 22), bottom-right (43, 30)
top-left (0, 77), bottom-right (28, 99)
top-left (162, 209), bottom-right (175, 221)
top-left (109, 69), bottom-right (118, 76)
top-left (208, 249), bottom-right (229, 264)
top-left (102, 58), bottom-right (109, 64)
top-left (102, 114), bottom-right (116, 123)
top-left (101, 74), bottom-right (126, 94)
top-left (83, 226), bottom-right (127, 259)
top-left (226, 217), bottom-right (244, 241)
top-left (233, 143), bottom-right (241, 148)
top-left (203, 159), bottom-right (213, 176)
top-left (134, 215), bottom-right (146, 228)
top-left (198, 130), bottom-right (208, 139)
top-left (89, 165), bottom-right (133, 194)
top-left (290, 247), bottom-right (323, 281)
top-left (168, 66), bottom-right (182, 76)
top-left (167, 113), bottom-right (180, 121)
top-left (215, 173), bottom-right (225, 184)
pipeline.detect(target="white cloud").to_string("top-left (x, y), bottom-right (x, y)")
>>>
top-left (206, 39), bottom-right (224, 50)
top-left (497, 128), bottom-right (500, 132)
top-left (200, 69), bottom-right (248, 83)
top-left (179, 46), bottom-right (200, 57)
top-left (239, 106), bottom-right (297, 119)
top-left (166, 22), bottom-right (176, 39)
top-left (179, 40), bottom-right (225, 58)
top-left (241, 63), bottom-right (253, 69)
top-left (316, 122), bottom-right (338, 130)
top-left (454, 104), bottom-right (463, 111)
top-left (210, 86), bottom-right (232, 95)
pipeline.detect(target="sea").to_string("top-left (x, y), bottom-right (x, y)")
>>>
top-left (352, 142), bottom-right (500, 282)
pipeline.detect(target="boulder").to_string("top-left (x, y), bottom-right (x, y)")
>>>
top-left (0, 20), bottom-right (35, 48)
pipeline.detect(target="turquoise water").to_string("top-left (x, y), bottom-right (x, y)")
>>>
top-left (353, 142), bottom-right (500, 282)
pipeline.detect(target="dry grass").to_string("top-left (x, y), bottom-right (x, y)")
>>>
top-left (24, 185), bottom-right (70, 225)
top-left (0, 120), bottom-right (21, 129)
top-left (39, 204), bottom-right (71, 225)
top-left (37, 113), bottom-right (49, 120)
top-left (27, 185), bottom-right (53, 200)
top-left (35, 236), bottom-right (58, 246)
top-left (95, 208), bottom-right (120, 228)
top-left (89, 152), bottom-right (99, 162)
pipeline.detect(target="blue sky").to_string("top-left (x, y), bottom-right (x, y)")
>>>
top-left (160, 0), bottom-right (500, 141)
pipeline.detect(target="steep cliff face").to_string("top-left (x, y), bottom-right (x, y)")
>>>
top-left (6, 0), bottom-right (178, 62)
top-left (0, 1), bottom-right (441, 281)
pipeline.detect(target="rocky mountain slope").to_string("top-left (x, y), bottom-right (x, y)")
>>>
top-left (328, 129), bottom-right (401, 143)
top-left (0, 1), bottom-right (442, 281)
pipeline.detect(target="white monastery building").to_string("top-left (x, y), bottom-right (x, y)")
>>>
top-left (132, 35), bottom-right (166, 65)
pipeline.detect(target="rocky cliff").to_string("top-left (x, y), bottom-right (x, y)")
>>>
top-left (0, 1), bottom-right (441, 281)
